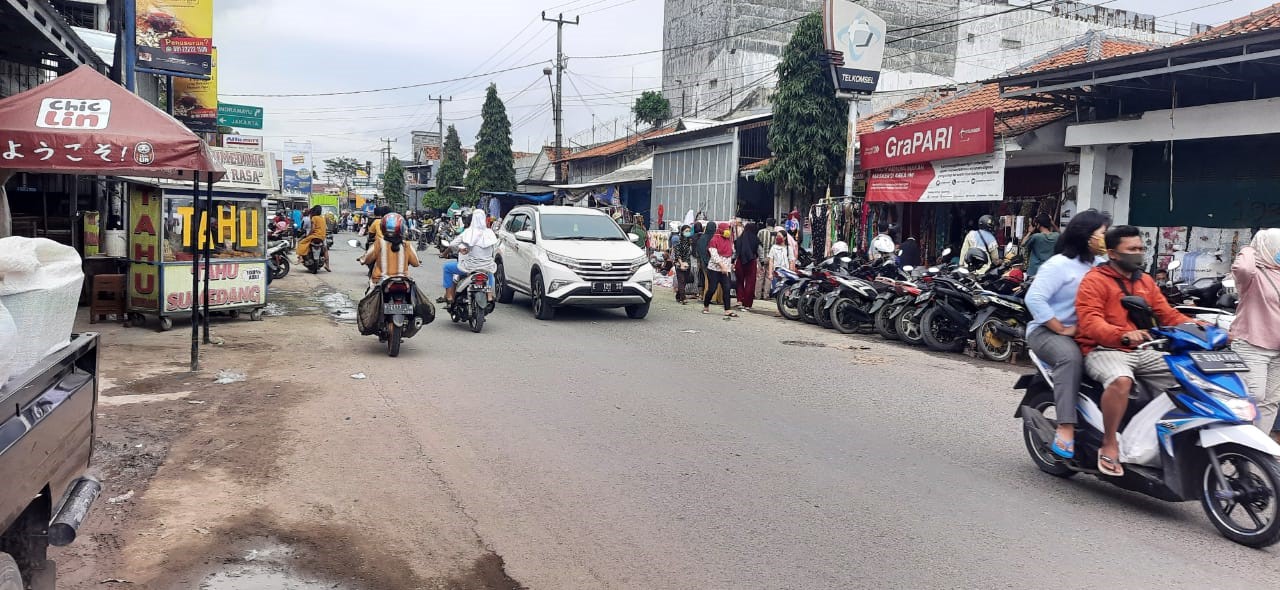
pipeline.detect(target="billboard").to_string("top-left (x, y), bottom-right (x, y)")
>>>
top-left (135, 0), bottom-right (214, 76)
top-left (866, 148), bottom-right (1005, 203)
top-left (823, 1), bottom-right (886, 94)
top-left (223, 134), bottom-right (263, 150)
top-left (860, 109), bottom-right (995, 170)
top-left (172, 47), bottom-right (217, 132)
top-left (282, 141), bottom-right (313, 198)
top-left (208, 147), bottom-right (276, 192)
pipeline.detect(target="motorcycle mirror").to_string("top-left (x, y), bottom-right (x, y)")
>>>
top-left (902, 265), bottom-right (914, 273)
top-left (927, 266), bottom-right (940, 274)
top-left (839, 256), bottom-right (852, 263)
top-left (940, 248), bottom-right (952, 258)
top-left (1167, 260), bottom-right (1182, 272)
top-left (957, 268), bottom-right (971, 275)
top-left (347, 239), bottom-right (361, 248)
top-left (1222, 278), bottom-right (1236, 290)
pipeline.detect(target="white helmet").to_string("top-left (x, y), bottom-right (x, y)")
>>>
top-left (831, 241), bottom-right (849, 255)
top-left (872, 234), bottom-right (895, 254)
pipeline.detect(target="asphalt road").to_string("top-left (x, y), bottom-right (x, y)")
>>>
top-left (317, 238), bottom-right (1280, 589)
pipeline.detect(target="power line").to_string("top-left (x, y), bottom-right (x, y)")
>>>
top-left (572, 14), bottom-right (807, 60)
top-left (221, 60), bottom-right (551, 98)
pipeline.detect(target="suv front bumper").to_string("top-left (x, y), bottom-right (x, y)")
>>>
top-left (546, 282), bottom-right (652, 307)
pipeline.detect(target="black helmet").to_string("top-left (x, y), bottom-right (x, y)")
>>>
top-left (978, 215), bottom-right (995, 231)
top-left (964, 247), bottom-right (990, 270)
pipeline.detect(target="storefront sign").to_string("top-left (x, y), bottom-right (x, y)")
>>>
top-left (176, 202), bottom-right (262, 250)
top-left (823, 1), bottom-right (886, 94)
top-left (282, 140), bottom-right (313, 197)
top-left (860, 109), bottom-right (995, 170)
top-left (134, 0), bottom-right (213, 76)
top-left (222, 134), bottom-right (262, 150)
top-left (173, 48), bottom-right (217, 132)
top-left (866, 148), bottom-right (1005, 203)
top-left (162, 262), bottom-right (266, 312)
top-left (128, 185), bottom-right (161, 310)
top-left (208, 147), bottom-right (275, 192)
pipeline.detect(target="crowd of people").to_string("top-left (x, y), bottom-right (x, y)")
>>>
top-left (665, 214), bottom-right (803, 318)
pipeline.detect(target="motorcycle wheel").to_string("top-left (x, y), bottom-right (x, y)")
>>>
top-left (469, 292), bottom-right (486, 333)
top-left (816, 298), bottom-right (835, 329)
top-left (273, 257), bottom-right (291, 280)
top-left (896, 307), bottom-right (926, 346)
top-left (920, 306), bottom-right (967, 353)
top-left (1201, 444), bottom-right (1280, 548)
top-left (976, 317), bottom-right (1016, 362)
top-left (1021, 387), bottom-right (1075, 478)
top-left (386, 323), bottom-right (402, 357)
top-left (776, 285), bottom-right (802, 321)
top-left (800, 293), bottom-right (820, 325)
top-left (875, 304), bottom-right (900, 340)
top-left (830, 297), bottom-right (865, 335)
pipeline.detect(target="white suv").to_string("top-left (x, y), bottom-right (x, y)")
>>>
top-left (495, 206), bottom-right (655, 320)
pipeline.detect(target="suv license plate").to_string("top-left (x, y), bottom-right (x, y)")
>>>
top-left (592, 282), bottom-right (623, 294)
top-left (1188, 351), bottom-right (1249, 374)
top-left (384, 303), bottom-right (415, 315)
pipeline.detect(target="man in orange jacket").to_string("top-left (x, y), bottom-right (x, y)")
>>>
top-left (1076, 225), bottom-right (1195, 477)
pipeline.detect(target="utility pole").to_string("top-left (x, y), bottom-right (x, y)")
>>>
top-left (542, 11), bottom-right (578, 183)
top-left (429, 95), bottom-right (451, 190)
top-left (379, 137), bottom-right (396, 198)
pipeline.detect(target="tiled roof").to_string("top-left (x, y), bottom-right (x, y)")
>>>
top-left (420, 145), bottom-right (471, 162)
top-left (740, 158), bottom-right (770, 171)
top-left (1179, 2), bottom-right (1280, 44)
top-left (558, 125), bottom-right (677, 162)
top-left (862, 37), bottom-right (1160, 139)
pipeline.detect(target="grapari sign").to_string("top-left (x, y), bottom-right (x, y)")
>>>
top-left (859, 109), bottom-right (995, 170)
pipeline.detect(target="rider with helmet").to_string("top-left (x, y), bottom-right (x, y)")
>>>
top-left (870, 223), bottom-right (897, 263)
top-left (961, 215), bottom-right (1001, 274)
top-left (360, 212), bottom-right (420, 287)
top-left (440, 210), bottom-right (498, 305)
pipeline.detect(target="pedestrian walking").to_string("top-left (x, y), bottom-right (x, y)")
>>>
top-left (672, 225), bottom-right (695, 304)
top-left (1229, 228), bottom-right (1280, 440)
top-left (703, 222), bottom-right (736, 317)
top-left (756, 219), bottom-right (776, 299)
top-left (696, 222), bottom-right (722, 305)
top-left (765, 228), bottom-right (795, 296)
top-left (1022, 213), bottom-right (1060, 276)
top-left (734, 222), bottom-right (761, 310)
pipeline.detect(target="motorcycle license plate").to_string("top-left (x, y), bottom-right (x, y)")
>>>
top-left (592, 282), bottom-right (623, 293)
top-left (1188, 351), bottom-right (1249, 374)
top-left (383, 303), bottom-right (415, 315)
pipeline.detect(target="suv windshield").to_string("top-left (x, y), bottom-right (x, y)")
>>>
top-left (540, 214), bottom-right (628, 241)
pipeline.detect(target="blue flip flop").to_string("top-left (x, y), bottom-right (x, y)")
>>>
top-left (1051, 434), bottom-right (1075, 459)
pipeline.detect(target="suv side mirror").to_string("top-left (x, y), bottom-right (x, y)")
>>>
top-left (515, 230), bottom-right (535, 243)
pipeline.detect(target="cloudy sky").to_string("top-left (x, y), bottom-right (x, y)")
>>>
top-left (211, 0), bottom-right (1276, 169)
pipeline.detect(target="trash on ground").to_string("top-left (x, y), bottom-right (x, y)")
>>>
top-left (106, 490), bottom-right (134, 504)
top-left (213, 369), bottom-right (246, 384)
top-left (187, 400), bottom-right (206, 405)
top-left (350, 372), bottom-right (367, 380)
top-left (680, 329), bottom-right (699, 334)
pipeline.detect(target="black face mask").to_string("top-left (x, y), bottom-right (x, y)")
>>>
top-left (1111, 252), bottom-right (1145, 273)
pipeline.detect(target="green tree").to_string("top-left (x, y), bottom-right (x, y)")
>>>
top-left (436, 124), bottom-right (466, 195)
top-left (383, 157), bottom-right (407, 210)
top-left (757, 12), bottom-right (846, 202)
top-left (464, 83), bottom-right (516, 204)
top-left (632, 90), bottom-right (671, 127)
top-left (323, 156), bottom-right (361, 190)
top-left (422, 189), bottom-right (451, 211)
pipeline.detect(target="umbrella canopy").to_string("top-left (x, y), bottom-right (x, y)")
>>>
top-left (0, 66), bottom-right (223, 181)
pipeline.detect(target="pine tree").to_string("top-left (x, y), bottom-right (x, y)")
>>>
top-left (436, 124), bottom-right (466, 194)
top-left (757, 12), bottom-right (846, 201)
top-left (464, 83), bottom-right (516, 204)
top-left (383, 157), bottom-right (407, 210)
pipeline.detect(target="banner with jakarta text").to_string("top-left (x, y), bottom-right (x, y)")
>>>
top-left (867, 148), bottom-right (1005, 203)
top-left (135, 0), bottom-right (214, 76)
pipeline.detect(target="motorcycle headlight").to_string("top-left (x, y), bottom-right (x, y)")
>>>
top-left (1175, 365), bottom-right (1256, 421)
top-left (546, 252), bottom-right (577, 269)
top-left (972, 294), bottom-right (990, 306)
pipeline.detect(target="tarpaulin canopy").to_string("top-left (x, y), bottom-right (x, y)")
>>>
top-left (0, 65), bottom-right (224, 182)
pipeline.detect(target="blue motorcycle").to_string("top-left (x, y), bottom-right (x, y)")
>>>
top-left (1016, 295), bottom-right (1280, 547)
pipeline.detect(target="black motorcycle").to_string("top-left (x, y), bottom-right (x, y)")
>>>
top-left (267, 239), bottom-right (292, 280)
top-left (447, 269), bottom-right (495, 333)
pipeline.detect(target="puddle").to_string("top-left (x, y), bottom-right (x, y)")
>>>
top-left (99, 391), bottom-right (194, 406)
top-left (263, 288), bottom-right (356, 324)
top-left (199, 541), bottom-right (356, 590)
top-left (317, 292), bottom-right (358, 324)
top-left (781, 340), bottom-right (828, 348)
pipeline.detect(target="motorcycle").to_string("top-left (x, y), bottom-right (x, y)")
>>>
top-left (447, 268), bottom-right (496, 334)
top-left (772, 267), bottom-right (806, 321)
top-left (301, 237), bottom-right (327, 274)
top-left (969, 285), bottom-right (1032, 362)
top-left (873, 269), bottom-right (921, 341)
top-left (267, 239), bottom-right (292, 280)
top-left (893, 249), bottom-right (952, 346)
top-left (824, 260), bottom-right (884, 335)
top-left (1016, 296), bottom-right (1280, 547)
top-left (418, 224), bottom-right (433, 251)
top-left (350, 240), bottom-right (432, 357)
top-left (436, 226), bottom-right (458, 258)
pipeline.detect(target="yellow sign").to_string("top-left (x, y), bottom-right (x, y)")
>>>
top-left (176, 204), bottom-right (261, 250)
top-left (128, 186), bottom-right (161, 310)
top-left (173, 47), bottom-right (217, 131)
top-left (162, 262), bottom-right (267, 313)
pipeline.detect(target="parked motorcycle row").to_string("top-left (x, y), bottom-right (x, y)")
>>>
top-left (772, 246), bottom-right (1034, 363)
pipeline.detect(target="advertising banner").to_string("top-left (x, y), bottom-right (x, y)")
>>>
top-left (127, 185), bottom-right (161, 311)
top-left (162, 262), bottom-right (267, 313)
top-left (860, 109), bottom-right (995, 170)
top-left (282, 141), bottom-right (313, 198)
top-left (135, 0), bottom-right (213, 76)
top-left (172, 47), bottom-right (217, 132)
top-left (823, 0), bottom-right (886, 94)
top-left (866, 148), bottom-right (1005, 203)
top-left (222, 134), bottom-right (263, 150)
top-left (208, 147), bottom-right (276, 192)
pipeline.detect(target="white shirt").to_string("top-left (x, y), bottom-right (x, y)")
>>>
top-left (767, 243), bottom-right (792, 271)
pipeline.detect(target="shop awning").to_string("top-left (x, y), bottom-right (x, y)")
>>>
top-left (479, 191), bottom-right (554, 203)
top-left (0, 66), bottom-right (224, 183)
top-left (550, 156), bottom-right (652, 189)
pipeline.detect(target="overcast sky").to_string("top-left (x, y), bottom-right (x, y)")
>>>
top-left (211, 0), bottom-right (1278, 170)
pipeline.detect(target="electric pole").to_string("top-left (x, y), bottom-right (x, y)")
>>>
top-left (429, 96), bottom-right (451, 189)
top-left (542, 11), bottom-right (578, 183)
top-left (379, 137), bottom-right (396, 198)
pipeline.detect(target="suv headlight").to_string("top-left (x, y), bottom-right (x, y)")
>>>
top-left (546, 252), bottom-right (577, 269)
top-left (630, 255), bottom-right (649, 272)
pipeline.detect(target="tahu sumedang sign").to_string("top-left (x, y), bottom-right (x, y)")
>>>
top-left (823, 0), bottom-right (886, 94)
top-left (135, 0), bottom-right (213, 76)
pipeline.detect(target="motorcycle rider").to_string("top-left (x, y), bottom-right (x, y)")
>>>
top-left (440, 210), bottom-right (498, 305)
top-left (961, 215), bottom-right (1001, 275)
top-left (871, 223), bottom-right (896, 263)
top-left (295, 205), bottom-right (330, 272)
top-left (1075, 225), bottom-right (1197, 477)
top-left (360, 213), bottom-right (420, 288)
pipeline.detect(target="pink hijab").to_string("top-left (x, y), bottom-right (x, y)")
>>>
top-left (709, 222), bottom-right (734, 258)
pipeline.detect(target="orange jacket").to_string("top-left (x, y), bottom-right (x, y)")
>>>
top-left (361, 239), bottom-right (420, 284)
top-left (1075, 264), bottom-right (1192, 355)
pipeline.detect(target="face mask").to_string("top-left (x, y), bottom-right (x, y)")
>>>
top-left (775, 236), bottom-right (786, 245)
top-left (1089, 234), bottom-right (1107, 255)
top-left (1111, 252), bottom-right (1145, 272)
top-left (683, 231), bottom-right (693, 238)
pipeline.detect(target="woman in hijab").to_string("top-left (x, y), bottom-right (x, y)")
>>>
top-left (440, 210), bottom-right (499, 305)
top-left (703, 223), bottom-right (737, 317)
top-left (734, 222), bottom-right (761, 310)
top-left (899, 237), bottom-right (921, 268)
top-left (695, 222), bottom-right (721, 305)
top-left (672, 224), bottom-right (695, 304)
top-left (1230, 228), bottom-right (1280, 440)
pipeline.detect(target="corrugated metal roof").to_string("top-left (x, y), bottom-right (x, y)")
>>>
top-left (557, 125), bottom-right (678, 162)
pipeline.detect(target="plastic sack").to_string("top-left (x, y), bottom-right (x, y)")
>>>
top-left (0, 237), bottom-right (84, 377)
top-left (1120, 394), bottom-right (1176, 467)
